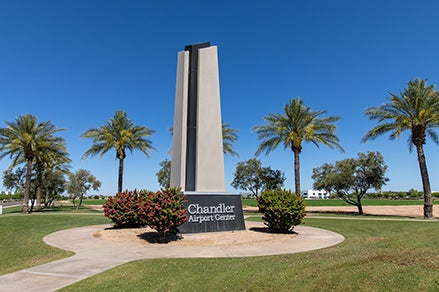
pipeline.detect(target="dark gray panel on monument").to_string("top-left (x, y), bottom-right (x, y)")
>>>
top-left (183, 42), bottom-right (211, 191)
top-left (179, 193), bottom-right (246, 233)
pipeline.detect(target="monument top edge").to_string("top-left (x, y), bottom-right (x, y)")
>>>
top-left (184, 42), bottom-right (211, 51)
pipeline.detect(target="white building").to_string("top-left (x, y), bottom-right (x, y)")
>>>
top-left (301, 189), bottom-right (330, 199)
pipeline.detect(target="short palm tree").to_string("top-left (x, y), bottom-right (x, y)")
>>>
top-left (81, 110), bottom-right (155, 193)
top-left (253, 97), bottom-right (344, 196)
top-left (222, 122), bottom-right (239, 157)
top-left (362, 78), bottom-right (439, 219)
top-left (0, 114), bottom-right (65, 213)
top-left (34, 136), bottom-right (71, 209)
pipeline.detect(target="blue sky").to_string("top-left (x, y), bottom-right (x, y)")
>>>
top-left (1, 0), bottom-right (439, 195)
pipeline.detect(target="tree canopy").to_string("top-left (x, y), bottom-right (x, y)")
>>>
top-left (312, 151), bottom-right (388, 215)
top-left (66, 169), bottom-right (101, 209)
top-left (156, 158), bottom-right (171, 188)
top-left (231, 158), bottom-right (286, 198)
top-left (253, 97), bottom-right (343, 195)
top-left (0, 114), bottom-right (67, 213)
top-left (81, 110), bottom-right (155, 193)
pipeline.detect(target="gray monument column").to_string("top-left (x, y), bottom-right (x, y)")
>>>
top-left (170, 42), bottom-right (245, 233)
top-left (170, 42), bottom-right (225, 192)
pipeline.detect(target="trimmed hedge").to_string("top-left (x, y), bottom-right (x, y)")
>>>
top-left (257, 189), bottom-right (306, 233)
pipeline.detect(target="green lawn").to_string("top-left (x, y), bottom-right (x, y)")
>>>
top-left (2, 204), bottom-right (438, 291)
top-left (0, 209), bottom-right (109, 275)
top-left (60, 217), bottom-right (439, 291)
top-left (81, 199), bottom-right (107, 205)
top-left (242, 198), bottom-right (438, 207)
top-left (77, 198), bottom-right (437, 208)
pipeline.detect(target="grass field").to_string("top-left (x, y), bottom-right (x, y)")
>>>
top-left (1, 203), bottom-right (438, 291)
top-left (60, 217), bottom-right (439, 291)
top-left (242, 198), bottom-right (438, 207)
top-left (76, 198), bottom-right (438, 208)
top-left (0, 207), bottom-right (109, 275)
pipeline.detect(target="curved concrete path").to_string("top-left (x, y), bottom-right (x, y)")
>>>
top-left (0, 223), bottom-right (344, 292)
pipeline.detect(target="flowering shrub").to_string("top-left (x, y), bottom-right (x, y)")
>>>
top-left (139, 187), bottom-right (187, 239)
top-left (103, 190), bottom-right (149, 228)
top-left (257, 189), bottom-right (306, 233)
top-left (103, 188), bottom-right (187, 240)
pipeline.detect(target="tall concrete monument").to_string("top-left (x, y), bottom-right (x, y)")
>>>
top-left (170, 42), bottom-right (245, 233)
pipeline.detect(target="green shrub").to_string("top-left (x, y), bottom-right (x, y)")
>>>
top-left (139, 187), bottom-right (187, 239)
top-left (257, 189), bottom-right (306, 233)
top-left (103, 190), bottom-right (149, 228)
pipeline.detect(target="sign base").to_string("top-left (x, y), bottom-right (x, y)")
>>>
top-left (179, 193), bottom-right (246, 234)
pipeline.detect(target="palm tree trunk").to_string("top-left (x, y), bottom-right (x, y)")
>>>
top-left (22, 159), bottom-right (32, 214)
top-left (35, 164), bottom-right (43, 211)
top-left (415, 144), bottom-right (433, 219)
top-left (118, 158), bottom-right (124, 193)
top-left (293, 148), bottom-right (301, 196)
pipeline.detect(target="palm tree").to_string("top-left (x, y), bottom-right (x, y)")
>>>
top-left (0, 114), bottom-right (65, 213)
top-left (252, 97), bottom-right (344, 196)
top-left (34, 136), bottom-right (71, 209)
top-left (81, 110), bottom-right (155, 193)
top-left (222, 122), bottom-right (239, 157)
top-left (169, 122), bottom-right (239, 156)
top-left (362, 78), bottom-right (439, 219)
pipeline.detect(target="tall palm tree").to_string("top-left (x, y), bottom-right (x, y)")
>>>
top-left (222, 122), bottom-right (239, 157)
top-left (362, 78), bottom-right (439, 219)
top-left (0, 114), bottom-right (65, 213)
top-left (81, 110), bottom-right (155, 193)
top-left (252, 97), bottom-right (344, 196)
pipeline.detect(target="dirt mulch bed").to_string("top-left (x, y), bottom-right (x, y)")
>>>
top-left (94, 221), bottom-right (296, 246)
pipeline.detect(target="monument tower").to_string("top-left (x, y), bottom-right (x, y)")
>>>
top-left (170, 42), bottom-right (245, 233)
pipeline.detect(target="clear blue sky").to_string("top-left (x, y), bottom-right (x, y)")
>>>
top-left (1, 0), bottom-right (439, 195)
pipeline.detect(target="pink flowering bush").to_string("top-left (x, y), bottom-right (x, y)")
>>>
top-left (103, 188), bottom-right (187, 240)
top-left (139, 187), bottom-right (187, 239)
top-left (103, 190), bottom-right (151, 228)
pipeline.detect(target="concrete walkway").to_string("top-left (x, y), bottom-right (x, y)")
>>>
top-left (0, 223), bottom-right (344, 292)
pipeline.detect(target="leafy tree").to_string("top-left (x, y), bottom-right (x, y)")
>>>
top-left (2, 166), bottom-right (27, 194)
top-left (66, 169), bottom-right (101, 209)
top-left (156, 158), bottom-right (171, 188)
top-left (81, 110), bottom-right (155, 193)
top-left (42, 169), bottom-right (67, 207)
top-left (312, 151), bottom-right (389, 215)
top-left (0, 114), bottom-right (66, 213)
top-left (231, 158), bottom-right (286, 198)
top-left (253, 97), bottom-right (343, 195)
top-left (363, 78), bottom-right (439, 219)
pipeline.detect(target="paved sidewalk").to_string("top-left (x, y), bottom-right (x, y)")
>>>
top-left (0, 223), bottom-right (344, 292)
